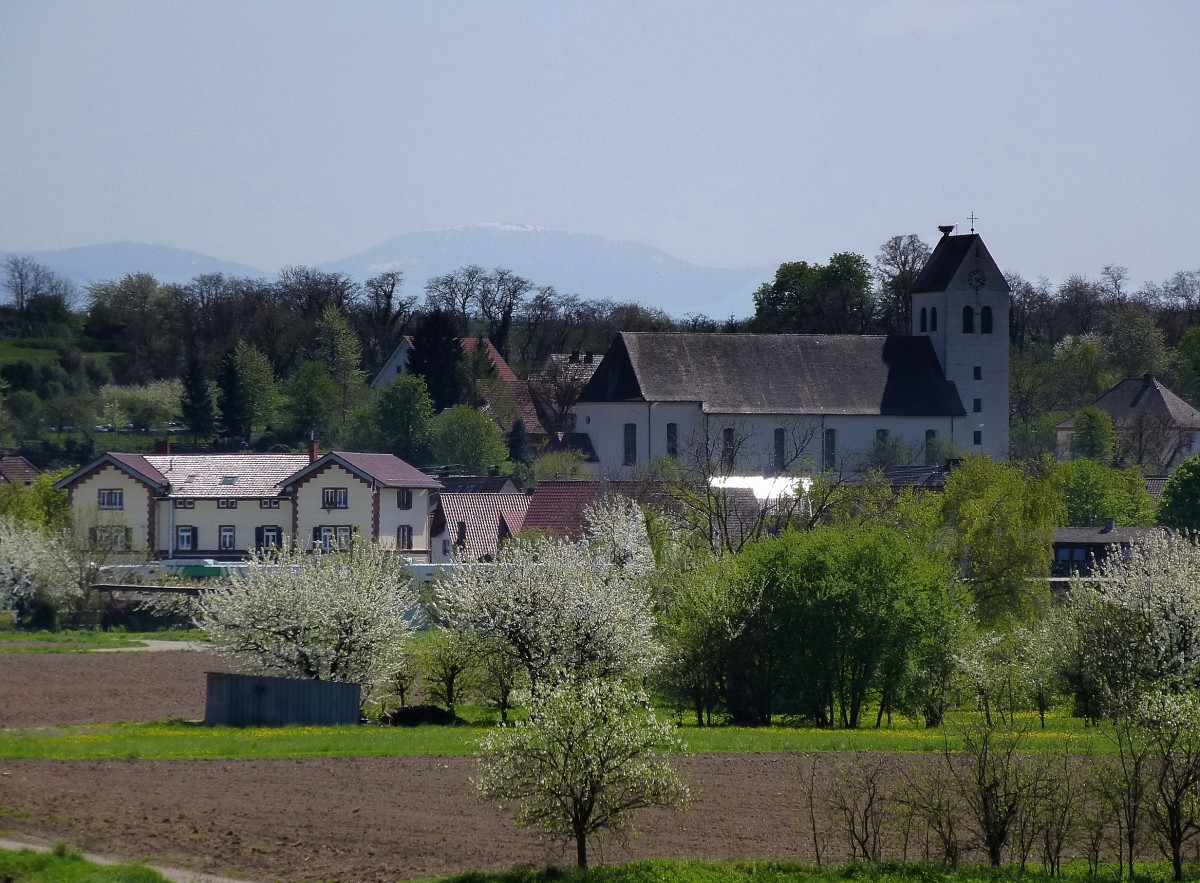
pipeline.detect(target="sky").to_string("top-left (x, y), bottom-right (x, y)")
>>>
top-left (1, 1), bottom-right (1196, 296)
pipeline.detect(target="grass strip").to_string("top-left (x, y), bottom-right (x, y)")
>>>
top-left (0, 717), bottom-right (1105, 761)
top-left (0, 843), bottom-right (167, 882)
top-left (425, 858), bottom-right (1191, 883)
top-left (0, 630), bottom-right (204, 654)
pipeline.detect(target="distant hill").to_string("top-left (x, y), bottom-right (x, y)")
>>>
top-left (320, 224), bottom-right (770, 319)
top-left (0, 242), bottom-right (268, 287)
top-left (4, 227), bottom-right (773, 318)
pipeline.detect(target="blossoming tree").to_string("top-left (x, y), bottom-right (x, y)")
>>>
top-left (198, 542), bottom-right (418, 688)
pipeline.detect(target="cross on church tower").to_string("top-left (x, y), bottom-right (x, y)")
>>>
top-left (968, 211), bottom-right (978, 233)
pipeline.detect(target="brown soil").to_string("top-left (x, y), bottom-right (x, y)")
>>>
top-left (0, 650), bottom-right (922, 881)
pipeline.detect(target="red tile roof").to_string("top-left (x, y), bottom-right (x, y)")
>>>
top-left (0, 456), bottom-right (40, 485)
top-left (521, 480), bottom-right (658, 539)
top-left (434, 492), bottom-right (532, 560)
top-left (107, 452), bottom-right (168, 486)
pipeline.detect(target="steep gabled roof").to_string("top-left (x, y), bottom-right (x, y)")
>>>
top-left (282, 452), bottom-right (443, 490)
top-left (910, 233), bottom-right (979, 293)
top-left (577, 332), bottom-right (966, 417)
top-left (0, 455), bottom-right (40, 485)
top-left (56, 452), bottom-right (168, 492)
top-left (1056, 375), bottom-right (1200, 431)
top-left (432, 492), bottom-right (532, 560)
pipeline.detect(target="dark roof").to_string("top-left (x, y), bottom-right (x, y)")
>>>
top-left (0, 455), bottom-right (39, 485)
top-left (1054, 525), bottom-right (1164, 545)
top-left (326, 452), bottom-right (443, 489)
top-left (521, 480), bottom-right (658, 539)
top-left (1057, 375), bottom-right (1200, 431)
top-left (578, 332), bottom-right (966, 417)
top-left (545, 431), bottom-right (599, 463)
top-left (434, 474), bottom-right (520, 494)
top-left (882, 463), bottom-right (952, 490)
top-left (1146, 476), bottom-right (1169, 500)
top-left (910, 233), bottom-right (980, 294)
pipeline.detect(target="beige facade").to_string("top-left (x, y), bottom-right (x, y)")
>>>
top-left (67, 463), bottom-right (155, 552)
top-left (156, 497), bottom-right (294, 557)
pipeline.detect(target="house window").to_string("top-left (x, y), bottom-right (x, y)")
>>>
top-left (217, 499), bottom-right (237, 509)
top-left (962, 306), bottom-right (974, 333)
top-left (919, 308), bottom-right (927, 332)
top-left (259, 526), bottom-right (281, 549)
top-left (98, 488), bottom-right (123, 510)
top-left (721, 427), bottom-right (736, 471)
top-left (177, 525), bottom-right (195, 551)
top-left (322, 488), bottom-right (348, 509)
top-left (973, 365), bottom-right (982, 381)
top-left (92, 527), bottom-right (130, 551)
top-left (666, 423), bottom-right (678, 458)
top-left (774, 428), bottom-right (786, 473)
top-left (930, 308), bottom-right (938, 331)
top-left (174, 499), bottom-right (194, 509)
top-left (973, 398), bottom-right (982, 413)
top-left (398, 525), bottom-right (413, 550)
top-left (981, 306), bottom-right (993, 334)
top-left (973, 430), bottom-right (983, 446)
top-left (317, 526), bottom-right (336, 550)
top-left (925, 430), bottom-right (938, 466)
top-left (219, 526), bottom-right (236, 551)
top-left (336, 526), bottom-right (352, 549)
top-left (260, 499), bottom-right (281, 509)
top-left (397, 489), bottom-right (413, 510)
top-left (623, 423), bottom-right (637, 466)
top-left (823, 428), bottom-right (836, 470)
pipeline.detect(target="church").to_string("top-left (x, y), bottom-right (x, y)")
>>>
top-left (573, 228), bottom-right (1010, 477)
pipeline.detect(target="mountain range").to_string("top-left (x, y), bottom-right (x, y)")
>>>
top-left (3, 225), bottom-right (773, 319)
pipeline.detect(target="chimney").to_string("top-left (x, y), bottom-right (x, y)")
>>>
top-left (569, 350), bottom-right (580, 363)
top-left (1143, 373), bottom-right (1154, 386)
top-left (1102, 518), bottom-right (1115, 534)
top-left (153, 439), bottom-right (171, 455)
top-left (308, 439), bottom-right (320, 463)
top-left (584, 352), bottom-right (594, 364)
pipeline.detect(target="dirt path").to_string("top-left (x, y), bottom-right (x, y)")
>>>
top-left (0, 834), bottom-right (252, 883)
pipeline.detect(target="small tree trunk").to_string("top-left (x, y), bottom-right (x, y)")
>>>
top-left (575, 828), bottom-right (588, 869)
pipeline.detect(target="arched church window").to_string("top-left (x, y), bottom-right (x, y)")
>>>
top-left (920, 308), bottom-right (927, 332)
top-left (981, 305), bottom-right (993, 334)
top-left (962, 306), bottom-right (974, 334)
top-left (930, 308), bottom-right (938, 331)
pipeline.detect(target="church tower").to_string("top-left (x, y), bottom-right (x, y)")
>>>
top-left (910, 226), bottom-right (1010, 460)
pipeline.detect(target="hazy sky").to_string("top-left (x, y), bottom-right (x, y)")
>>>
top-left (1, 1), bottom-right (1196, 292)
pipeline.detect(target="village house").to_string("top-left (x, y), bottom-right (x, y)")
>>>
top-left (1055, 374), bottom-right (1200, 473)
top-left (573, 229), bottom-right (1010, 477)
top-left (54, 443), bottom-right (442, 560)
top-left (0, 455), bottom-right (39, 485)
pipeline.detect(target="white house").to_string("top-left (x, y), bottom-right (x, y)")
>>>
top-left (573, 229), bottom-right (1011, 476)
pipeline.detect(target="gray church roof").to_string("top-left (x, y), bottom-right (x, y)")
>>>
top-left (578, 332), bottom-right (967, 417)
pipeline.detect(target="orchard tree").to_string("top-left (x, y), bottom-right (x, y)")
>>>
top-left (434, 504), bottom-right (659, 699)
top-left (198, 543), bottom-right (418, 688)
top-left (475, 678), bottom-right (689, 869)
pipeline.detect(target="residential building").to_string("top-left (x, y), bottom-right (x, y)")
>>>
top-left (1055, 374), bottom-right (1200, 472)
top-left (429, 492), bottom-right (531, 562)
top-left (574, 229), bottom-right (1010, 476)
top-left (55, 445), bottom-right (442, 560)
top-left (0, 455), bottom-right (40, 485)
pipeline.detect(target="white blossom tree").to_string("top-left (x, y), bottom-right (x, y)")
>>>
top-left (198, 543), bottom-right (418, 687)
top-left (1064, 531), bottom-right (1200, 718)
top-left (433, 532), bottom-right (659, 700)
top-left (435, 498), bottom-right (658, 699)
top-left (474, 677), bottom-right (689, 869)
top-left (0, 517), bottom-right (86, 624)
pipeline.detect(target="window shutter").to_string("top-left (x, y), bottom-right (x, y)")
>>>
top-left (190, 527), bottom-right (199, 549)
top-left (255, 527), bottom-right (263, 549)
top-left (312, 526), bottom-right (321, 544)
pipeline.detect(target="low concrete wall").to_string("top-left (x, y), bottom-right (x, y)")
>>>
top-left (204, 671), bottom-right (361, 727)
